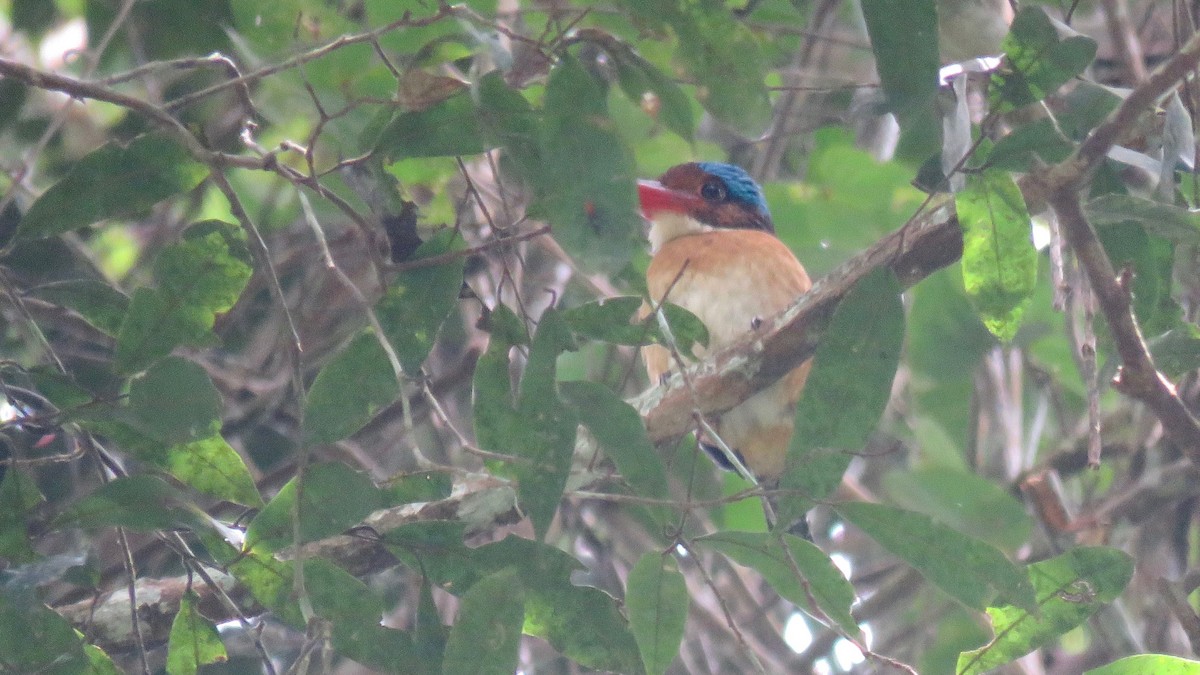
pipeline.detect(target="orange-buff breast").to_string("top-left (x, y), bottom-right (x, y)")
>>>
top-left (643, 229), bottom-right (812, 481)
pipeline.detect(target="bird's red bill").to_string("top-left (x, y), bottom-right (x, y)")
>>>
top-left (637, 179), bottom-right (702, 219)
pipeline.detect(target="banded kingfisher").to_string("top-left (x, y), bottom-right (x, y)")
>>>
top-left (638, 162), bottom-right (813, 532)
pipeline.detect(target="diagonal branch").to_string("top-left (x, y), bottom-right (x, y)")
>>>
top-left (1039, 33), bottom-right (1200, 460)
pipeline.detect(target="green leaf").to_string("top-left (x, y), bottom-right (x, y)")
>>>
top-left (513, 310), bottom-right (578, 541)
top-left (388, 535), bottom-right (643, 674)
top-left (957, 547), bottom-right (1134, 675)
top-left (160, 435), bottom-right (264, 508)
top-left (414, 578), bottom-right (448, 675)
top-left (563, 297), bottom-right (708, 352)
top-left (15, 133), bottom-right (207, 241)
top-left (377, 92), bottom-right (487, 160)
top-left (380, 471), bottom-right (453, 507)
top-left (837, 501), bottom-right (1036, 613)
top-left (0, 470), bottom-right (43, 563)
top-left (1097, 221), bottom-right (1179, 335)
top-left (1149, 327), bottom-right (1200, 377)
top-left (302, 331), bottom-right (401, 445)
top-left (956, 169), bottom-right (1038, 341)
top-left (229, 0), bottom-right (354, 54)
top-left (1086, 194), bottom-right (1200, 245)
top-left (559, 381), bottom-right (670, 523)
top-left (243, 462), bottom-right (381, 553)
top-left (861, 0), bottom-right (938, 117)
top-left (114, 220), bottom-right (253, 373)
top-left (80, 419), bottom-right (261, 507)
top-left (1086, 655), bottom-right (1200, 675)
top-left (986, 118), bottom-right (1076, 172)
top-left (626, 554), bottom-right (687, 675)
top-left (477, 70), bottom-right (542, 181)
top-left (697, 531), bottom-right (859, 636)
top-left (31, 279), bottom-right (130, 335)
top-left (0, 591), bottom-right (89, 673)
top-left (600, 34), bottom-right (695, 141)
top-left (442, 568), bottom-right (525, 675)
top-left (990, 7), bottom-right (1097, 112)
top-left (376, 228), bottom-right (466, 373)
top-left (537, 54), bottom-right (643, 275)
top-left (227, 550), bottom-right (303, 627)
top-left (776, 268), bottom-right (904, 527)
top-left (54, 475), bottom-right (214, 534)
top-left (881, 467), bottom-right (1033, 553)
top-left (128, 356), bottom-right (222, 445)
top-left (166, 591), bottom-right (228, 675)
top-left (666, 5), bottom-right (771, 135)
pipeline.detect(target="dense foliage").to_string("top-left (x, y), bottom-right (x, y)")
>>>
top-left (2, 1), bottom-right (1200, 673)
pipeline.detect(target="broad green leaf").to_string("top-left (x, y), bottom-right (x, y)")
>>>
top-left (227, 551), bottom-right (303, 628)
top-left (415, 579), bottom-right (448, 675)
top-left (442, 568), bottom-right (525, 675)
top-left (0, 470), bottom-right (43, 563)
top-left (512, 310), bottom-right (578, 541)
top-left (115, 220), bottom-right (253, 373)
top-left (861, 0), bottom-right (938, 118)
top-left (0, 591), bottom-right (89, 673)
top-left (1149, 327), bottom-right (1200, 377)
top-left (662, 4), bottom-right (771, 135)
top-left (777, 268), bottom-right (904, 527)
top-left (472, 304), bottom-right (526, 459)
top-left (990, 7), bottom-right (1097, 112)
top-left (16, 133), bottom-right (206, 241)
top-left (559, 381), bottom-right (670, 523)
top-left (563, 297), bottom-right (708, 353)
top-left (79, 419), bottom-right (261, 507)
top-left (1086, 194), bottom-right (1200, 245)
top-left (382, 520), bottom-right (469, 555)
top-left (379, 471), bottom-right (453, 508)
top-left (243, 462), bottom-right (381, 552)
top-left (230, 551), bottom-right (415, 670)
top-left (84, 643), bottom-right (122, 675)
top-left (837, 502), bottom-right (1035, 613)
top-left (957, 547), bottom-right (1134, 675)
top-left (31, 279), bottom-right (130, 335)
top-left (160, 435), bottom-right (263, 508)
top-left (128, 356), bottom-right (222, 445)
top-left (376, 228), bottom-right (467, 373)
top-left (698, 531), bottom-right (859, 636)
top-left (377, 92), bottom-right (487, 160)
top-left (537, 54), bottom-right (643, 275)
top-left (387, 535), bottom-right (643, 674)
top-left (881, 467), bottom-right (1033, 553)
top-left (477, 71), bottom-right (542, 182)
top-left (957, 169), bottom-right (1038, 340)
top-left (1086, 655), bottom-right (1200, 675)
top-left (302, 331), bottom-right (400, 445)
top-left (473, 307), bottom-right (577, 545)
top-left (599, 33), bottom-right (695, 141)
top-left (627, 554), bottom-right (687, 675)
top-left (54, 475), bottom-right (214, 534)
top-left (1097, 221), bottom-right (1179, 335)
top-left (166, 591), bottom-right (227, 675)
top-left (229, 0), bottom-right (355, 54)
top-left (986, 118), bottom-right (1076, 172)
top-left (26, 367), bottom-right (94, 410)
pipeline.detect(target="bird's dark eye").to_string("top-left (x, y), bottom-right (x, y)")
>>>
top-left (700, 179), bottom-right (727, 202)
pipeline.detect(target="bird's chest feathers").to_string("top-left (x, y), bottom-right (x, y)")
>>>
top-left (646, 230), bottom-right (803, 348)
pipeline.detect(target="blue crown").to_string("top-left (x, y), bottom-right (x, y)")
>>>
top-left (696, 162), bottom-right (770, 219)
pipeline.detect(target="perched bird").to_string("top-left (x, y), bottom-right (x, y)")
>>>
top-left (638, 162), bottom-right (813, 529)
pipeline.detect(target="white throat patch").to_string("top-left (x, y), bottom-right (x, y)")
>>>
top-left (647, 212), bottom-right (714, 252)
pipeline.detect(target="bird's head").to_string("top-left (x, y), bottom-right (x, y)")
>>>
top-left (637, 162), bottom-right (773, 251)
